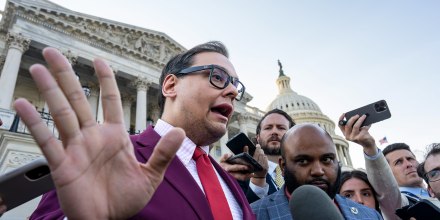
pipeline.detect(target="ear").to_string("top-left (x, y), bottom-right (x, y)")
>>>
top-left (278, 156), bottom-right (285, 176)
top-left (256, 134), bottom-right (260, 144)
top-left (162, 74), bottom-right (178, 99)
top-left (428, 185), bottom-right (435, 198)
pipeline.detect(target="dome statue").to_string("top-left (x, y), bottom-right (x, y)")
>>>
top-left (267, 60), bottom-right (352, 168)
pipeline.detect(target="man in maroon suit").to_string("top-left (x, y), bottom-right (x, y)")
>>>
top-left (14, 41), bottom-right (254, 219)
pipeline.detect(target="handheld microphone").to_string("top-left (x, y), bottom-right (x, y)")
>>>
top-left (289, 185), bottom-right (344, 220)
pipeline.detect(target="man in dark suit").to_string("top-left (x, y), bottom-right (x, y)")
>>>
top-left (251, 124), bottom-right (382, 219)
top-left (16, 42), bottom-right (254, 219)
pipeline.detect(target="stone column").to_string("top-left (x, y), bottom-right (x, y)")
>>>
top-left (337, 144), bottom-right (346, 166)
top-left (87, 84), bottom-right (100, 121)
top-left (0, 33), bottom-right (30, 109)
top-left (121, 94), bottom-right (134, 131)
top-left (97, 90), bottom-right (104, 124)
top-left (343, 146), bottom-right (353, 167)
top-left (220, 130), bottom-right (231, 155)
top-left (132, 77), bottom-right (150, 132)
top-left (237, 114), bottom-right (249, 135)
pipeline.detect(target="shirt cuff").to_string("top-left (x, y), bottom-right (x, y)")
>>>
top-left (364, 148), bottom-right (381, 160)
top-left (249, 181), bottom-right (269, 198)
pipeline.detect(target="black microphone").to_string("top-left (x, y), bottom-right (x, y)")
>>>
top-left (289, 185), bottom-right (344, 220)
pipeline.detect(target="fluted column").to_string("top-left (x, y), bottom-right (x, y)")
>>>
top-left (343, 146), bottom-right (353, 167)
top-left (220, 130), bottom-right (231, 155)
top-left (132, 77), bottom-right (150, 132)
top-left (0, 32), bottom-right (30, 109)
top-left (87, 84), bottom-right (100, 121)
top-left (121, 94), bottom-right (134, 131)
top-left (237, 114), bottom-right (249, 135)
top-left (337, 144), bottom-right (346, 166)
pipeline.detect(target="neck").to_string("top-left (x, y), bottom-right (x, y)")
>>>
top-left (267, 155), bottom-right (281, 164)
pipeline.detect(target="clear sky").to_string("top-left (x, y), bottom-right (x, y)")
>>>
top-left (2, 0), bottom-right (439, 168)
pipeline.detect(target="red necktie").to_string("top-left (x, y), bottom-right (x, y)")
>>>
top-left (193, 147), bottom-right (233, 220)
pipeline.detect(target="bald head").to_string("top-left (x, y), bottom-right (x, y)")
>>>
top-left (279, 123), bottom-right (340, 198)
top-left (280, 124), bottom-right (335, 159)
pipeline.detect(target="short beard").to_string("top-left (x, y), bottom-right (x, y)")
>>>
top-left (262, 146), bottom-right (281, 156)
top-left (284, 163), bottom-right (341, 199)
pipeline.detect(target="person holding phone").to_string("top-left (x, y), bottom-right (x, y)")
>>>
top-left (339, 113), bottom-right (421, 220)
top-left (19, 41), bottom-right (254, 219)
top-left (221, 109), bottom-right (295, 203)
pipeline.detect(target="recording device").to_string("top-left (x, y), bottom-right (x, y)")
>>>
top-left (289, 185), bottom-right (344, 220)
top-left (0, 158), bottom-right (54, 212)
top-left (226, 132), bottom-right (263, 173)
top-left (395, 199), bottom-right (440, 220)
top-left (339, 100), bottom-right (391, 127)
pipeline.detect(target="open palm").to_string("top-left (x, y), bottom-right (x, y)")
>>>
top-left (14, 48), bottom-right (184, 219)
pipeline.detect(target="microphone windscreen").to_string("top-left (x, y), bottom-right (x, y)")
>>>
top-left (289, 185), bottom-right (344, 220)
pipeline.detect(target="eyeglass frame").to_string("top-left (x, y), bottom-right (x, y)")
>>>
top-left (173, 64), bottom-right (245, 101)
top-left (424, 168), bottom-right (440, 182)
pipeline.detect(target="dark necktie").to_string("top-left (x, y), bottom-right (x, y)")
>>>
top-left (192, 147), bottom-right (233, 220)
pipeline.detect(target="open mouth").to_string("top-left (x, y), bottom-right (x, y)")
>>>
top-left (211, 104), bottom-right (233, 119)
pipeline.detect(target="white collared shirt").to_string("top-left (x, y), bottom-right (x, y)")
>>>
top-left (154, 119), bottom-right (243, 219)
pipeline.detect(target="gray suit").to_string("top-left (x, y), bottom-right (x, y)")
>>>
top-left (251, 186), bottom-right (383, 220)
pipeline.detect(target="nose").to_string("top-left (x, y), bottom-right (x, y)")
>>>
top-left (354, 193), bottom-right (364, 205)
top-left (223, 82), bottom-right (238, 101)
top-left (403, 159), bottom-right (413, 168)
top-left (310, 162), bottom-right (325, 177)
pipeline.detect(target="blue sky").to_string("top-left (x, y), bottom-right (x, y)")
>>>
top-left (2, 0), bottom-right (439, 168)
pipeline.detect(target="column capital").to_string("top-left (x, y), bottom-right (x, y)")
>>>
top-left (236, 113), bottom-right (250, 124)
top-left (131, 77), bottom-right (151, 91)
top-left (121, 93), bottom-right (135, 103)
top-left (62, 50), bottom-right (78, 66)
top-left (6, 32), bottom-right (30, 52)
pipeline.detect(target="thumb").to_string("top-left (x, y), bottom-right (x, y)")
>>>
top-left (142, 127), bottom-right (185, 185)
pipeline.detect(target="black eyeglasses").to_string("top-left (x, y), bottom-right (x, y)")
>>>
top-left (174, 64), bottom-right (245, 101)
top-left (425, 169), bottom-right (440, 182)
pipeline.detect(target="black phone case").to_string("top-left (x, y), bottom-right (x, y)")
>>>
top-left (395, 199), bottom-right (440, 220)
top-left (344, 100), bottom-right (391, 127)
top-left (226, 153), bottom-right (264, 173)
top-left (226, 132), bottom-right (256, 156)
top-left (0, 158), bottom-right (55, 211)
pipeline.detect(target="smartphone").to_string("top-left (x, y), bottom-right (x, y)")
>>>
top-left (395, 199), bottom-right (440, 219)
top-left (226, 132), bottom-right (256, 156)
top-left (339, 100), bottom-right (391, 127)
top-left (226, 132), bottom-right (263, 173)
top-left (0, 158), bottom-right (55, 212)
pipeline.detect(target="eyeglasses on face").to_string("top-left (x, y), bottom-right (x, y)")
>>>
top-left (174, 64), bottom-right (245, 101)
top-left (425, 169), bottom-right (440, 182)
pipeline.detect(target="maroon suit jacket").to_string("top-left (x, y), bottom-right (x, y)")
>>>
top-left (30, 126), bottom-right (255, 220)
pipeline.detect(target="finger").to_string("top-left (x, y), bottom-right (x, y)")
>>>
top-left (224, 163), bottom-right (250, 172)
top-left (29, 64), bottom-right (80, 142)
top-left (220, 153), bottom-right (232, 162)
top-left (142, 128), bottom-right (185, 186)
top-left (353, 115), bottom-right (366, 131)
top-left (243, 145), bottom-right (249, 153)
top-left (345, 114), bottom-right (360, 136)
top-left (42, 48), bottom-right (95, 128)
top-left (14, 99), bottom-right (65, 167)
top-left (94, 58), bottom-right (124, 124)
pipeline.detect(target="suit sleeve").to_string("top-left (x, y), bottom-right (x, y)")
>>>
top-left (365, 151), bottom-right (409, 220)
top-left (29, 190), bottom-right (66, 220)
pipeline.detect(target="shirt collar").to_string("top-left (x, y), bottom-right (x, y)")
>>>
top-left (154, 119), bottom-right (209, 166)
top-left (268, 160), bottom-right (278, 174)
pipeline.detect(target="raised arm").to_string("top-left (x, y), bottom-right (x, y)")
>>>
top-left (15, 48), bottom-right (184, 219)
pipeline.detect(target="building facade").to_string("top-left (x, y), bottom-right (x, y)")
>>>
top-left (0, 0), bottom-right (352, 218)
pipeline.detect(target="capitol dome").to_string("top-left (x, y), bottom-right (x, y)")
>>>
top-left (267, 61), bottom-right (352, 168)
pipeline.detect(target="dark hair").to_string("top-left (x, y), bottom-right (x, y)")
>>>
top-left (382, 143), bottom-right (415, 157)
top-left (339, 170), bottom-right (381, 213)
top-left (417, 143), bottom-right (440, 186)
top-left (256, 109), bottom-right (295, 135)
top-left (157, 41), bottom-right (229, 116)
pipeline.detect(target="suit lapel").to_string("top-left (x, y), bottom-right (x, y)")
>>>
top-left (210, 156), bottom-right (254, 219)
top-left (134, 127), bottom-right (212, 220)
